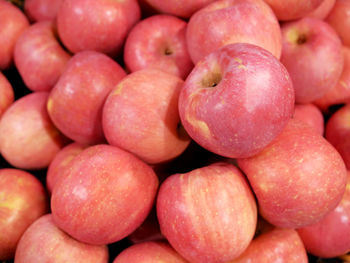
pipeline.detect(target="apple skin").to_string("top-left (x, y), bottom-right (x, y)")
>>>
top-left (314, 46), bottom-right (350, 110)
top-left (238, 119), bottom-right (347, 228)
top-left (124, 15), bottom-right (193, 79)
top-left (0, 72), bottom-right (14, 118)
top-left (0, 169), bottom-right (48, 260)
top-left (24, 0), bottom-right (63, 22)
top-left (178, 43), bottom-right (294, 159)
top-left (0, 0), bottom-right (29, 70)
top-left (280, 17), bottom-right (344, 103)
top-left (46, 142), bottom-right (87, 195)
top-left (293, 103), bottom-right (324, 135)
top-left (0, 92), bottom-right (68, 170)
top-left (47, 50), bottom-right (126, 145)
top-left (57, 0), bottom-right (140, 57)
top-left (231, 228), bottom-right (308, 263)
top-left (51, 144), bottom-right (159, 245)
top-left (297, 171), bottom-right (350, 258)
top-left (14, 21), bottom-right (71, 92)
top-left (325, 104), bottom-right (350, 170)
top-left (14, 214), bottom-right (109, 263)
top-left (186, 0), bottom-right (282, 64)
top-left (263, 0), bottom-right (323, 21)
top-left (307, 0), bottom-right (336, 20)
top-left (326, 0), bottom-right (350, 47)
top-left (103, 69), bottom-right (190, 164)
top-left (113, 241), bottom-right (188, 263)
top-left (157, 163), bottom-right (257, 263)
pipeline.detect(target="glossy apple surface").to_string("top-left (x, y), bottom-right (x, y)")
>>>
top-left (238, 119), bottom-right (347, 228)
top-left (179, 43), bottom-right (294, 158)
top-left (0, 169), bottom-right (48, 260)
top-left (157, 163), bottom-right (257, 263)
top-left (326, 0), bottom-right (350, 46)
top-left (307, 0), bottom-right (335, 19)
top-left (0, 72), bottom-right (14, 118)
top-left (24, 0), bottom-right (63, 22)
top-left (293, 103), bottom-right (324, 135)
top-left (51, 144), bottom-right (159, 245)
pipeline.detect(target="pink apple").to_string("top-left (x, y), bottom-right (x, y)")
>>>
top-left (307, 0), bottom-right (336, 20)
top-left (0, 0), bottom-right (29, 70)
top-left (293, 103), bottom-right (324, 135)
top-left (238, 119), bottom-right (347, 228)
top-left (157, 163), bottom-right (257, 263)
top-left (0, 169), bottom-right (48, 260)
top-left (0, 72), bottom-right (14, 118)
top-left (326, 0), bottom-right (350, 46)
top-left (47, 51), bottom-right (126, 145)
top-left (57, 0), bottom-right (140, 57)
top-left (15, 214), bottom-right (109, 263)
top-left (179, 43), bottom-right (294, 158)
top-left (298, 171), bottom-right (350, 258)
top-left (124, 15), bottom-right (193, 79)
top-left (14, 21), bottom-right (71, 92)
top-left (103, 69), bottom-right (190, 164)
top-left (281, 17), bottom-right (343, 103)
top-left (0, 92), bottom-right (68, 170)
top-left (24, 0), bottom-right (63, 22)
top-left (186, 0), bottom-right (282, 64)
top-left (51, 144), bottom-right (159, 245)
top-left (263, 0), bottom-right (324, 21)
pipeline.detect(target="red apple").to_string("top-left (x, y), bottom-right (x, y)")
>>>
top-left (231, 228), bottom-right (308, 263)
top-left (179, 43), bottom-right (294, 158)
top-left (46, 142), bottom-right (87, 194)
top-left (263, 0), bottom-right (324, 21)
top-left (325, 104), bottom-right (350, 170)
top-left (113, 241), bottom-right (188, 263)
top-left (157, 163), bottom-right (257, 263)
top-left (298, 171), bottom-right (350, 258)
top-left (280, 17), bottom-right (343, 103)
top-left (0, 92), bottom-right (68, 170)
top-left (326, 0), bottom-right (350, 47)
top-left (103, 69), bottom-right (190, 164)
top-left (0, 169), bottom-right (48, 260)
top-left (0, 72), bottom-right (14, 118)
top-left (0, 0), bottom-right (29, 70)
top-left (238, 119), bottom-right (347, 228)
top-left (57, 0), bottom-right (140, 57)
top-left (15, 214), bottom-right (109, 263)
top-left (124, 15), bottom-right (193, 79)
top-left (24, 0), bottom-right (63, 22)
top-left (47, 51), bottom-right (126, 145)
top-left (51, 144), bottom-right (159, 245)
top-left (186, 0), bottom-right (282, 64)
top-left (14, 21), bottom-right (71, 92)
top-left (307, 0), bottom-right (336, 19)
top-left (293, 103), bottom-right (324, 135)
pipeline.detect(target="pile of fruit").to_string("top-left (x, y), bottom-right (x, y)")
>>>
top-left (1, 0), bottom-right (350, 262)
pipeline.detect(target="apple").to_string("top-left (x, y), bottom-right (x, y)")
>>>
top-left (14, 21), bottom-right (71, 92)
top-left (51, 144), bottom-right (159, 245)
top-left (297, 171), bottom-right (350, 258)
top-left (56, 0), bottom-right (141, 57)
top-left (0, 72), bottom-right (14, 118)
top-left (47, 50), bottom-right (126, 145)
top-left (0, 168), bottom-right (48, 260)
top-left (280, 17), bottom-right (343, 103)
top-left (157, 163), bottom-right (257, 263)
top-left (14, 214), bottom-right (109, 263)
top-left (46, 142), bottom-right (87, 194)
top-left (263, 0), bottom-right (324, 21)
top-left (0, 92), bottom-right (68, 170)
top-left (293, 103), bottom-right (324, 135)
top-left (124, 15), bottom-right (193, 79)
top-left (103, 69), bottom-right (190, 164)
top-left (325, 104), bottom-right (350, 170)
top-left (186, 0), bottom-right (282, 64)
top-left (231, 228), bottom-right (308, 262)
top-left (238, 119), bottom-right (347, 228)
top-left (178, 43), bottom-right (294, 158)
top-left (113, 241), bottom-right (188, 263)
top-left (24, 0), bottom-right (63, 22)
top-left (326, 0), bottom-right (350, 47)
top-left (307, 0), bottom-right (336, 20)
top-left (0, 0), bottom-right (29, 70)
